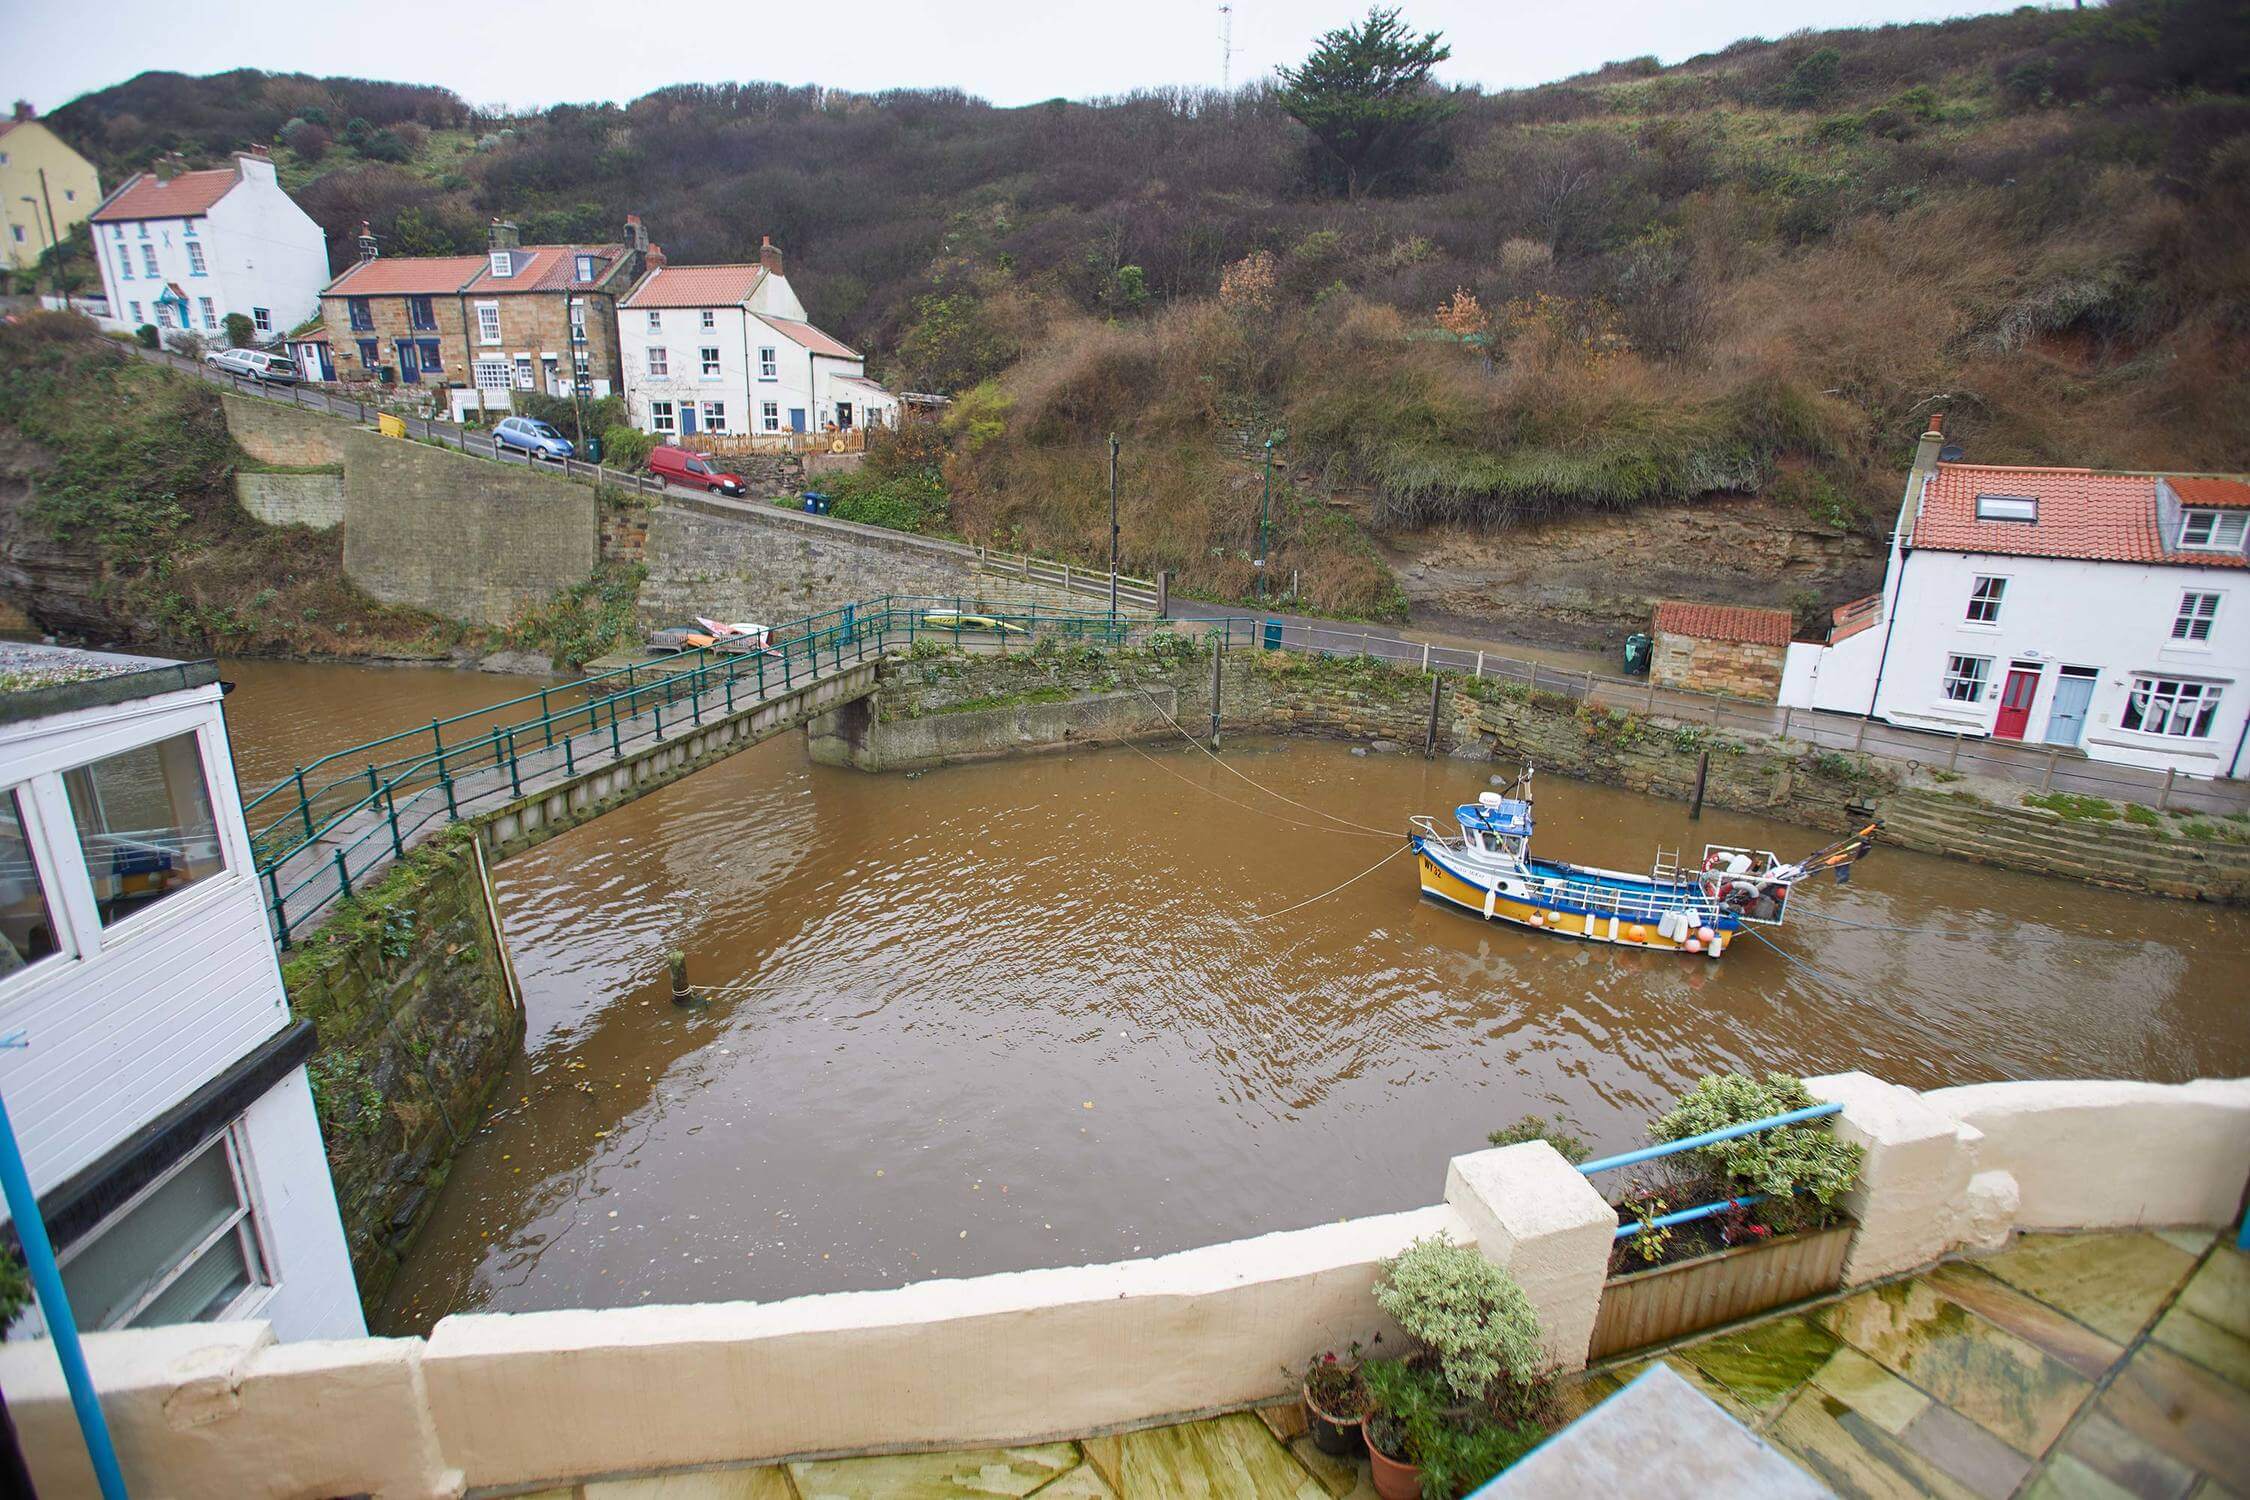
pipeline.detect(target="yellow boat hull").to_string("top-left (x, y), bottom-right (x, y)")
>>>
top-left (1416, 853), bottom-right (1727, 958)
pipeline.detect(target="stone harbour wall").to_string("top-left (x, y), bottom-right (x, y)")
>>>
top-left (278, 827), bottom-right (524, 1311)
top-left (7, 1072), bottom-right (2243, 1500)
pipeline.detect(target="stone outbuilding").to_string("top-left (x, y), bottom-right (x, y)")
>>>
top-left (1650, 601), bottom-right (1794, 701)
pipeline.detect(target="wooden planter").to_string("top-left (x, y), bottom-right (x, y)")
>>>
top-left (1588, 1220), bottom-right (1855, 1360)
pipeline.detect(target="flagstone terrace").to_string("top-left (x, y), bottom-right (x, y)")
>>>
top-left (490, 1228), bottom-right (2247, 1499)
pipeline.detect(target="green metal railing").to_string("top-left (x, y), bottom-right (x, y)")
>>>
top-left (247, 596), bottom-right (1139, 945)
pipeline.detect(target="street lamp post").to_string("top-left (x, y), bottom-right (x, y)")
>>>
top-left (1107, 433), bottom-right (1120, 619)
top-left (1258, 436), bottom-right (1275, 600)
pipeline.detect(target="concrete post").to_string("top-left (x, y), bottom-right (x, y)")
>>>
top-left (1444, 1143), bottom-right (1615, 1372)
top-left (1156, 570), bottom-right (1170, 619)
top-left (1804, 1071), bottom-right (2000, 1283)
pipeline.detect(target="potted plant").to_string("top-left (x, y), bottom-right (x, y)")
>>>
top-left (1362, 1236), bottom-right (1558, 1498)
top-left (1301, 1347), bottom-right (1368, 1456)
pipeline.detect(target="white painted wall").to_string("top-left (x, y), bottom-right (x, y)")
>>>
top-left (619, 303), bottom-right (759, 438)
top-left (0, 682), bottom-right (361, 1342)
top-left (4, 1072), bottom-right (2243, 1498)
top-left (1864, 550), bottom-right (2249, 775)
top-left (92, 158), bottom-right (328, 341)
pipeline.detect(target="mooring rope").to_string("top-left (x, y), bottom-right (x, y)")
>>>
top-left (1253, 844), bottom-right (1414, 922)
top-left (1786, 907), bottom-right (2142, 948)
top-left (1734, 926), bottom-right (1867, 996)
top-left (1132, 687), bottom-right (1404, 839)
top-left (1118, 736), bottom-right (1397, 840)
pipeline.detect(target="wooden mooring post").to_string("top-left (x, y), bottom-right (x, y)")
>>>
top-left (1689, 749), bottom-right (1710, 820)
top-left (1209, 637), bottom-right (1223, 747)
top-left (1425, 674), bottom-right (1442, 758)
top-left (669, 950), bottom-right (705, 1006)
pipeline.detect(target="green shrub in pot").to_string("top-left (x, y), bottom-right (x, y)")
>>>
top-left (1374, 1235), bottom-right (1553, 1421)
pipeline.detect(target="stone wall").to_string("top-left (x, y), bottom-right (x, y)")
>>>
top-left (639, 494), bottom-right (987, 623)
top-left (341, 428), bottom-right (597, 627)
top-left (235, 469), bottom-right (345, 529)
top-left (278, 827), bottom-right (523, 1310)
top-left (221, 391), bottom-right (350, 467)
top-left (7, 1072), bottom-right (2244, 1500)
top-left (1651, 632), bottom-right (1785, 702)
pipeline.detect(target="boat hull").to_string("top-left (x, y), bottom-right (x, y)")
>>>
top-left (1413, 843), bottom-right (1737, 958)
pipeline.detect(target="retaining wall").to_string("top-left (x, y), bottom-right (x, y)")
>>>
top-left (220, 392), bottom-right (350, 468)
top-left (340, 429), bottom-right (597, 628)
top-left (6, 1073), bottom-right (2242, 1499)
top-left (277, 829), bottom-right (523, 1310)
top-left (234, 469), bottom-right (345, 530)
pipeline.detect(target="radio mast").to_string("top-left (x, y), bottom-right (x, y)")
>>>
top-left (1219, 4), bottom-right (1236, 92)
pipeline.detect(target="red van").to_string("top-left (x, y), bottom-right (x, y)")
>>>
top-left (648, 445), bottom-right (748, 497)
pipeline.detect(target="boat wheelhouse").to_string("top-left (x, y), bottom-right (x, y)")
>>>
top-left (1409, 773), bottom-right (1876, 959)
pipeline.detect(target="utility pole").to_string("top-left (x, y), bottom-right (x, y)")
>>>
top-left (18, 196), bottom-right (53, 299)
top-left (1108, 433), bottom-right (1121, 618)
top-left (1257, 436), bottom-right (1274, 600)
top-left (36, 167), bottom-right (64, 296)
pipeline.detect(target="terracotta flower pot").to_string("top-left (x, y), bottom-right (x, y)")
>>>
top-left (1301, 1381), bottom-right (1365, 1457)
top-left (1367, 1438), bottom-right (1422, 1500)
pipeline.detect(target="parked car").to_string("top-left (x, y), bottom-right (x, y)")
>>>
top-left (203, 347), bottom-right (297, 383)
top-left (648, 445), bottom-right (747, 497)
top-left (494, 417), bottom-right (575, 460)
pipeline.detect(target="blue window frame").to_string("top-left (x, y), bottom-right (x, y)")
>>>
top-left (347, 297), bottom-right (373, 332)
top-left (416, 338), bottom-right (443, 372)
top-left (407, 296), bottom-right (436, 331)
top-left (356, 339), bottom-right (379, 368)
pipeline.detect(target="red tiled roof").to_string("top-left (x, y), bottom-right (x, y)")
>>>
top-left (1912, 463), bottom-right (2248, 569)
top-left (2168, 476), bottom-right (2250, 510)
top-left (324, 255), bottom-right (488, 296)
top-left (91, 167), bottom-right (238, 223)
top-left (757, 314), bottom-right (858, 359)
top-left (1653, 601), bottom-right (1793, 647)
top-left (620, 264), bottom-right (766, 309)
top-left (461, 244), bottom-right (625, 294)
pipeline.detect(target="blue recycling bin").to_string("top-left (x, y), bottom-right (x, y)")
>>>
top-left (801, 491), bottom-right (832, 515)
top-left (1262, 618), bottom-right (1284, 651)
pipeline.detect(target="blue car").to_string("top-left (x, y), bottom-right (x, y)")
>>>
top-left (494, 416), bottom-right (574, 459)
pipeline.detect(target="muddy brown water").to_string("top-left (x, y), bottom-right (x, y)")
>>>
top-left (212, 661), bottom-right (2250, 1335)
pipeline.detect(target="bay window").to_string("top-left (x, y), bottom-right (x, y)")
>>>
top-left (2121, 676), bottom-right (2221, 739)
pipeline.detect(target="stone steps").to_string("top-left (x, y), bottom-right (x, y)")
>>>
top-left (1878, 795), bottom-right (2248, 897)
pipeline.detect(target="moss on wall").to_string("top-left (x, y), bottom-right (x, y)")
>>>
top-left (280, 825), bottom-right (523, 1310)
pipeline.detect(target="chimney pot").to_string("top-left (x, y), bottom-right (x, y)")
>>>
top-left (356, 221), bottom-right (379, 262)
top-left (1926, 411), bottom-right (1945, 437)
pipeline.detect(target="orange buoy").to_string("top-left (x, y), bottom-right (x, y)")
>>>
top-left (1685, 938), bottom-right (1703, 954)
top-left (1627, 924), bottom-right (1648, 943)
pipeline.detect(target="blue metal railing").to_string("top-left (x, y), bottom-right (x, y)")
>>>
top-left (1578, 1101), bottom-right (1844, 1241)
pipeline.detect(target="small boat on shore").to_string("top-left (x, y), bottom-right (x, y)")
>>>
top-left (1409, 770), bottom-right (1877, 959)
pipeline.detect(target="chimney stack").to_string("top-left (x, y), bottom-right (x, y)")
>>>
top-left (646, 244), bottom-right (667, 271)
top-left (11, 102), bottom-right (32, 124)
top-left (153, 153), bottom-right (185, 183)
top-left (623, 213), bottom-right (648, 253)
top-left (356, 222), bottom-right (379, 262)
top-left (759, 235), bottom-right (784, 277)
top-left (488, 219), bottom-right (521, 250)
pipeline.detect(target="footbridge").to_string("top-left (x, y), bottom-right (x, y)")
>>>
top-left (245, 598), bottom-right (1138, 944)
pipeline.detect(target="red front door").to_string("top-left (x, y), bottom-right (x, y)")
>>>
top-left (1995, 667), bottom-right (2040, 740)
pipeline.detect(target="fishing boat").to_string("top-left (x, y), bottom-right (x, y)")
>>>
top-left (1408, 770), bottom-right (1878, 959)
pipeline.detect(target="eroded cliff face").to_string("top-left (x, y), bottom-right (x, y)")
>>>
top-left (0, 433), bottom-right (111, 640)
top-left (1386, 496), bottom-right (1884, 649)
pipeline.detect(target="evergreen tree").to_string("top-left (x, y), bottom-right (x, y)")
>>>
top-left (1276, 7), bottom-right (1457, 198)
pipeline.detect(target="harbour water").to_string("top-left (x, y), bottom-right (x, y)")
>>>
top-left (211, 660), bottom-right (2250, 1334)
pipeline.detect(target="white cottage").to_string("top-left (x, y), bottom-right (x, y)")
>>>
top-left (616, 239), bottom-right (899, 444)
top-left (90, 150), bottom-right (330, 346)
top-left (1779, 420), bottom-right (2250, 778)
top-left (0, 647), bottom-right (362, 1342)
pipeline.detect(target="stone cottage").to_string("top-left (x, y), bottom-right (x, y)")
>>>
top-left (1650, 601), bottom-right (1794, 701)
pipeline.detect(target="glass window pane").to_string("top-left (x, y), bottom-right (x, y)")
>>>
top-left (136, 1231), bottom-right (255, 1326)
top-left (0, 790), bottom-right (61, 975)
top-left (63, 733), bottom-right (224, 925)
top-left (62, 1139), bottom-right (243, 1328)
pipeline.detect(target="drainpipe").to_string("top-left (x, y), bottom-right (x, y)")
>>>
top-left (1866, 415), bottom-right (1949, 719)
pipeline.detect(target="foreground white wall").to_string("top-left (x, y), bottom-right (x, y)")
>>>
top-left (7, 1074), bottom-right (2246, 1499)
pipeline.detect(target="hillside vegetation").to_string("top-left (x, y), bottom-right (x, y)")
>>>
top-left (30, 1), bottom-right (2250, 619)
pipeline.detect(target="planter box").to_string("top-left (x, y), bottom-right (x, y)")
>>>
top-left (1588, 1220), bottom-right (1855, 1360)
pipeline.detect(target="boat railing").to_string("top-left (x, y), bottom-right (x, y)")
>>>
top-left (1407, 815), bottom-right (1459, 847)
top-left (1528, 869), bottom-right (1714, 924)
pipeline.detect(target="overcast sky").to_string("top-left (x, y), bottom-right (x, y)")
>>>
top-left (8, 0), bottom-right (2037, 116)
